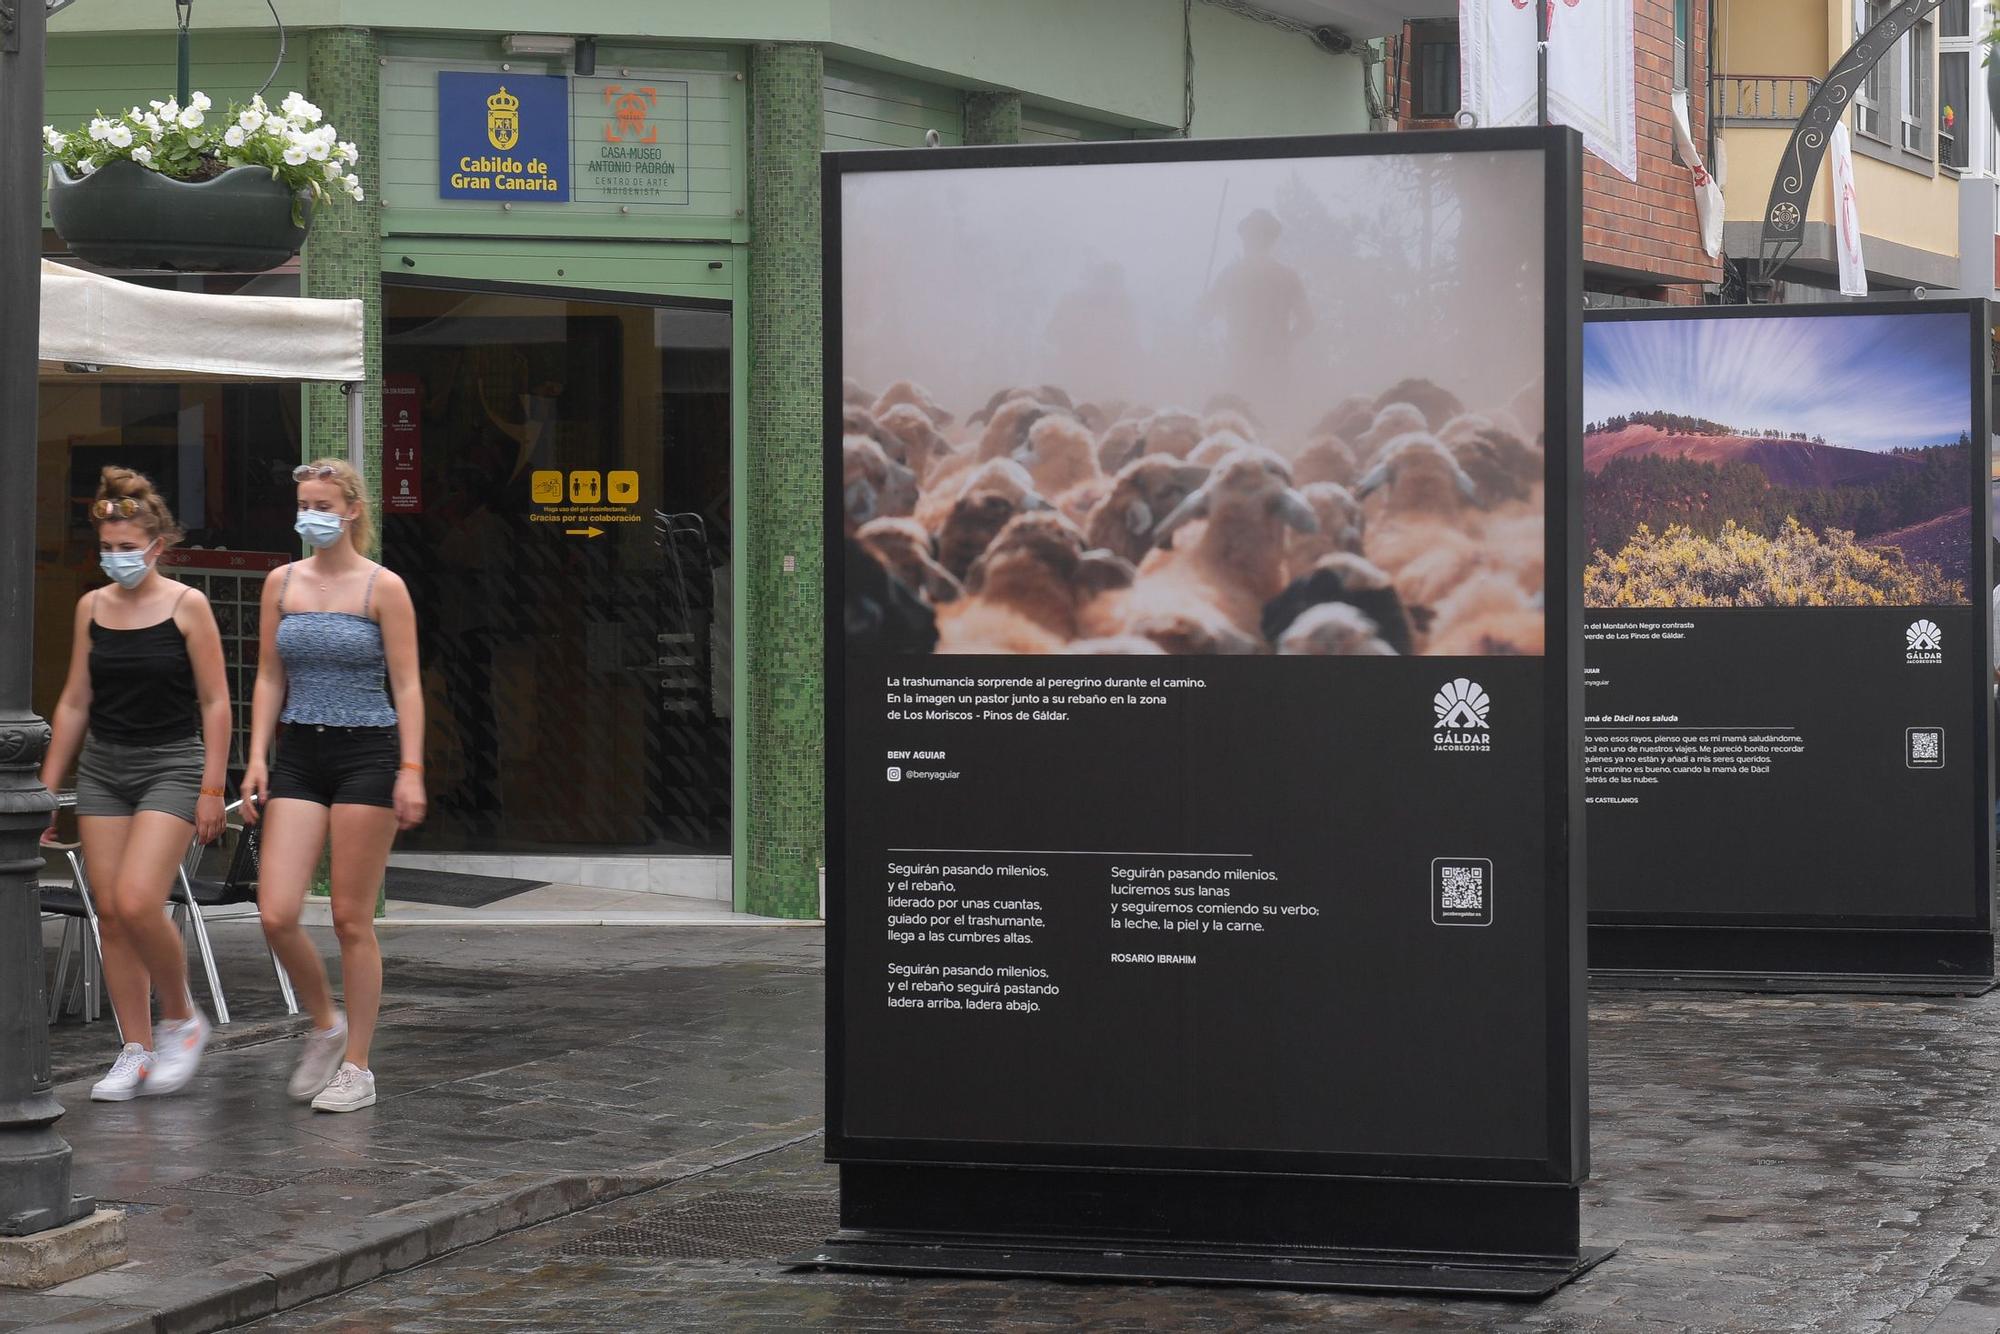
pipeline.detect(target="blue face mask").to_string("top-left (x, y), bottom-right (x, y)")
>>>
top-left (99, 543), bottom-right (156, 590)
top-left (295, 509), bottom-right (347, 549)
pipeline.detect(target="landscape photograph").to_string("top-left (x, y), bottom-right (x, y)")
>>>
top-left (1582, 311), bottom-right (1974, 608)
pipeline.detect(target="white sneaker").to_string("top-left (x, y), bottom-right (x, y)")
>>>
top-left (288, 1016), bottom-right (348, 1102)
top-left (311, 1062), bottom-right (376, 1113)
top-left (91, 1044), bottom-right (153, 1102)
top-left (144, 1010), bottom-right (210, 1096)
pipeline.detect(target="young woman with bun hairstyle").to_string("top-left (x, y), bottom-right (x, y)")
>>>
top-left (241, 457), bottom-right (425, 1113)
top-left (39, 467), bottom-right (230, 1101)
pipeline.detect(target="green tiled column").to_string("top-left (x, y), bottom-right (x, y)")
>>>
top-left (303, 27), bottom-right (382, 553)
top-left (963, 91), bottom-right (1022, 145)
top-left (745, 43), bottom-right (824, 919)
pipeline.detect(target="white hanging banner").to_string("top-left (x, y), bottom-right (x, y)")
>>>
top-left (1830, 121), bottom-right (1869, 297)
top-left (1669, 89), bottom-right (1723, 258)
top-left (1459, 0), bottom-right (1638, 181)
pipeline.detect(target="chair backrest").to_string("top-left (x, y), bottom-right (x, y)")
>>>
top-left (184, 800), bottom-right (261, 906)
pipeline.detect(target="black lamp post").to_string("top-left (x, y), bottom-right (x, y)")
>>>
top-left (0, 0), bottom-right (93, 1239)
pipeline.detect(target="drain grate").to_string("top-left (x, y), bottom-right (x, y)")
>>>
top-left (559, 1188), bottom-right (836, 1261)
top-left (177, 1171), bottom-right (289, 1196)
top-left (290, 1166), bottom-right (426, 1188)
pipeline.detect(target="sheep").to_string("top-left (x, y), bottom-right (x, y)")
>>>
top-left (877, 403), bottom-right (955, 482)
top-left (1132, 409), bottom-right (1204, 461)
top-left (1427, 570), bottom-right (1544, 656)
top-left (1293, 433), bottom-right (1358, 489)
top-left (1125, 607), bottom-right (1261, 655)
top-left (1354, 433), bottom-right (1480, 518)
top-left (1374, 377), bottom-right (1463, 431)
top-left (1262, 552), bottom-right (1419, 655)
top-left (937, 512), bottom-right (1136, 649)
top-left (1448, 425), bottom-right (1543, 507)
top-left (1355, 403), bottom-right (1431, 463)
top-left (1202, 393), bottom-right (1262, 430)
top-left (1277, 602), bottom-right (1398, 656)
top-left (967, 383), bottom-right (1073, 426)
top-left (844, 405), bottom-right (902, 459)
top-left (1187, 429), bottom-right (1258, 470)
top-left (1012, 414), bottom-right (1102, 499)
top-left (842, 435), bottom-right (918, 533)
top-left (872, 378), bottom-right (952, 427)
top-left (934, 458), bottom-right (1052, 578)
top-left (1310, 395), bottom-right (1376, 444)
top-left (1083, 455), bottom-right (1211, 565)
top-left (1200, 409), bottom-right (1259, 443)
top-left (1283, 481), bottom-right (1367, 578)
top-left (842, 377), bottom-right (875, 408)
top-left (1121, 450), bottom-right (1319, 636)
top-left (857, 517), bottom-right (962, 605)
top-left (845, 538), bottom-right (936, 653)
top-left (1097, 417), bottom-right (1147, 474)
top-left (975, 397), bottom-right (1056, 462)
top-left (1076, 400), bottom-right (1127, 435)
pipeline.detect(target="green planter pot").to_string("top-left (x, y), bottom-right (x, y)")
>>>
top-left (48, 159), bottom-right (311, 272)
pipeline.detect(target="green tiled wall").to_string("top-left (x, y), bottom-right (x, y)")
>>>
top-left (963, 91), bottom-right (1022, 145)
top-left (302, 26), bottom-right (383, 549)
top-left (745, 42), bottom-right (824, 919)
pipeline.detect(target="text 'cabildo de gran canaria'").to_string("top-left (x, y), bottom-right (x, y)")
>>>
top-left (449, 156), bottom-right (561, 192)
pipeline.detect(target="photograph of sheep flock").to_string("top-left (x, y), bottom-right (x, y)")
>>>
top-left (838, 147), bottom-right (1549, 656)
top-left (1583, 311), bottom-right (1974, 608)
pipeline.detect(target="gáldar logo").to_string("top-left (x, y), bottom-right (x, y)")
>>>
top-left (1433, 678), bottom-right (1491, 753)
top-left (1906, 618), bottom-right (1942, 664)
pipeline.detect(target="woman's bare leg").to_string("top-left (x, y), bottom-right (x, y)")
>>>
top-left (255, 798), bottom-right (336, 1029)
top-left (327, 803), bottom-right (397, 1068)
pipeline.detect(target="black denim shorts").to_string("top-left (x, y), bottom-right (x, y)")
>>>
top-left (268, 724), bottom-right (398, 809)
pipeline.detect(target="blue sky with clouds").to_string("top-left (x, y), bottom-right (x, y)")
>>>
top-left (1583, 312), bottom-right (1972, 453)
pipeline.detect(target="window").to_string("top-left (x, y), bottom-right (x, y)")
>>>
top-left (1902, 20), bottom-right (1932, 154)
top-left (1404, 23), bottom-right (1459, 121)
top-left (1856, 1), bottom-right (1887, 140)
top-left (1673, 0), bottom-right (1691, 92)
top-left (1941, 49), bottom-right (1968, 170)
top-left (1942, 0), bottom-right (1970, 39)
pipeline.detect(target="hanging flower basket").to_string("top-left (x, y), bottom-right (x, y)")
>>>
top-left (44, 91), bottom-right (362, 273)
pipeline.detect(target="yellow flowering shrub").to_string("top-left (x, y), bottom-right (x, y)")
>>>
top-left (1584, 518), bottom-right (1965, 608)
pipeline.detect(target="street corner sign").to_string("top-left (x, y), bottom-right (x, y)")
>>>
top-left (438, 71), bottom-right (570, 201)
top-left (572, 77), bottom-right (692, 205)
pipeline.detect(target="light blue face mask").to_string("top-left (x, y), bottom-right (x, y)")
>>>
top-left (295, 509), bottom-right (347, 549)
top-left (98, 543), bottom-right (156, 590)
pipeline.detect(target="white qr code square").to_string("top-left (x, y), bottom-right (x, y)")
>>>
top-left (1906, 728), bottom-right (1944, 769)
top-left (1431, 858), bottom-right (1494, 925)
top-left (1439, 866), bottom-right (1485, 910)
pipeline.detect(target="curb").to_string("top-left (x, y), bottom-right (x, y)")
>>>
top-left (68, 1128), bottom-right (824, 1334)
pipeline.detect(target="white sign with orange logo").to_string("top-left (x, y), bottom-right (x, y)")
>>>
top-left (572, 77), bottom-right (691, 205)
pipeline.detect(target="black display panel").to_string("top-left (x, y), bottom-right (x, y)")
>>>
top-left (826, 128), bottom-right (1587, 1197)
top-left (1582, 303), bottom-right (1992, 977)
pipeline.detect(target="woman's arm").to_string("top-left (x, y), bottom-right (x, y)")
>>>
top-left (241, 567), bottom-right (290, 824)
top-left (176, 587), bottom-right (232, 845)
top-left (375, 570), bottom-right (427, 832)
top-left (37, 595), bottom-right (97, 829)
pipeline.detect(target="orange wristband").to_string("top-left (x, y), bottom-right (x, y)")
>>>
top-left (399, 762), bottom-right (424, 773)
top-left (199, 786), bottom-right (224, 798)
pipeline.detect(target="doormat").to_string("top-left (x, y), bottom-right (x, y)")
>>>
top-left (382, 868), bottom-right (546, 909)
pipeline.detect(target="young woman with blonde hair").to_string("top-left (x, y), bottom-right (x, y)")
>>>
top-left (39, 468), bottom-right (230, 1100)
top-left (241, 457), bottom-right (425, 1112)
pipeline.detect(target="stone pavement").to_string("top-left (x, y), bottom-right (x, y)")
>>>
top-left (11, 924), bottom-right (2000, 1331)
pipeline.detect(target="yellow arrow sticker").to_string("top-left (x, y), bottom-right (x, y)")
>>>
top-left (564, 526), bottom-right (605, 538)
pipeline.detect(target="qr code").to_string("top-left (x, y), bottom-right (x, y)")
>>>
top-left (1439, 865), bottom-right (1485, 910)
top-left (1910, 732), bottom-right (1940, 761)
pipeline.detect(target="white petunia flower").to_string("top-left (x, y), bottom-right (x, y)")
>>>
top-left (224, 125), bottom-right (248, 148)
top-left (77, 158), bottom-right (98, 175)
top-left (158, 99), bottom-right (178, 121)
top-left (323, 160), bottom-right (344, 181)
top-left (281, 92), bottom-right (322, 124)
top-left (131, 144), bottom-right (153, 166)
top-left (238, 107), bottom-right (262, 131)
top-left (105, 124), bottom-right (134, 148)
top-left (347, 183), bottom-right (364, 202)
top-left (264, 112), bottom-right (291, 134)
top-left (87, 118), bottom-right (111, 141)
top-left (282, 142), bottom-right (310, 166)
top-left (129, 106), bottom-right (144, 121)
top-left (178, 107), bottom-right (204, 129)
top-left (337, 141), bottom-right (358, 164)
top-left (141, 114), bottom-right (163, 139)
top-left (190, 91), bottom-right (211, 112)
top-left (308, 139), bottom-right (330, 162)
top-left (43, 127), bottom-right (67, 152)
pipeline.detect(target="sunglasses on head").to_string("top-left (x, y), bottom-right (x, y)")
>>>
top-left (292, 464), bottom-right (338, 481)
top-left (94, 498), bottom-right (140, 518)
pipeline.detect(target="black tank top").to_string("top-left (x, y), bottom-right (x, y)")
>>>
top-left (88, 597), bottom-right (199, 745)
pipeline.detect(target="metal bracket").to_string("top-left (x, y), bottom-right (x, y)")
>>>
top-left (1756, 0), bottom-right (1942, 291)
top-left (0, 4), bottom-right (17, 54)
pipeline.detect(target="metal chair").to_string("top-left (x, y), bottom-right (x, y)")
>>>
top-left (41, 834), bottom-right (108, 1031)
top-left (173, 800), bottom-right (299, 1024)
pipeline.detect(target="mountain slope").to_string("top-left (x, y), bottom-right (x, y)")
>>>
top-left (1583, 423), bottom-right (1917, 488)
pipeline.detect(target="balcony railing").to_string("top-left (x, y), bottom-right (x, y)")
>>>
top-left (1711, 74), bottom-right (1823, 125)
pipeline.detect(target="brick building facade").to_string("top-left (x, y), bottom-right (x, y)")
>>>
top-left (1391, 0), bottom-right (1721, 303)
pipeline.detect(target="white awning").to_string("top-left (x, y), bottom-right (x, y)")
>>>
top-left (38, 259), bottom-right (365, 383)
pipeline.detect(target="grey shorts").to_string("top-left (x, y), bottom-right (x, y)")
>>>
top-left (73, 733), bottom-right (204, 823)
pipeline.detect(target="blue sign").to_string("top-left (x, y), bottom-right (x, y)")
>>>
top-left (438, 72), bottom-right (569, 201)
